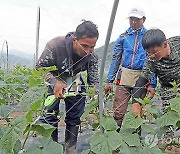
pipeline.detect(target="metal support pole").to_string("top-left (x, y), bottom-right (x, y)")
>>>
top-left (6, 41), bottom-right (8, 71)
top-left (99, 0), bottom-right (119, 132)
top-left (35, 6), bottom-right (40, 63)
top-left (1, 40), bottom-right (8, 70)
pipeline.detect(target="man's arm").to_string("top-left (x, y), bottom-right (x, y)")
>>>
top-left (132, 56), bottom-right (155, 103)
top-left (36, 43), bottom-right (58, 88)
top-left (131, 56), bottom-right (155, 116)
top-left (149, 73), bottom-right (157, 89)
top-left (107, 36), bottom-right (124, 83)
top-left (36, 43), bottom-right (67, 98)
top-left (36, 43), bottom-right (56, 69)
top-left (105, 36), bottom-right (124, 93)
top-left (87, 53), bottom-right (99, 87)
top-left (147, 73), bottom-right (157, 98)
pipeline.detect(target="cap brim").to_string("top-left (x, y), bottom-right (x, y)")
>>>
top-left (128, 13), bottom-right (144, 19)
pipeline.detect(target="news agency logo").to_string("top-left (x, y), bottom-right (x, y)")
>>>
top-left (145, 134), bottom-right (180, 148)
top-left (145, 134), bottom-right (158, 148)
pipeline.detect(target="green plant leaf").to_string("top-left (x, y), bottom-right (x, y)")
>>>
top-left (92, 122), bottom-right (99, 130)
top-left (81, 99), bottom-right (98, 121)
top-left (119, 142), bottom-right (132, 154)
top-left (0, 149), bottom-right (9, 154)
top-left (140, 146), bottom-right (163, 154)
top-left (155, 127), bottom-right (167, 139)
top-left (13, 139), bottom-right (21, 154)
top-left (28, 76), bottom-right (42, 88)
top-left (90, 131), bottom-right (122, 154)
top-left (25, 145), bottom-right (41, 154)
top-left (119, 128), bottom-right (136, 135)
top-left (176, 121), bottom-right (180, 128)
top-left (0, 116), bottom-right (26, 153)
top-left (0, 105), bottom-right (12, 119)
top-left (25, 136), bottom-right (63, 154)
top-left (26, 99), bottom-right (42, 123)
top-left (120, 142), bottom-right (142, 154)
top-left (20, 86), bottom-right (47, 111)
top-left (170, 97), bottom-right (180, 113)
top-left (0, 125), bottom-right (7, 139)
top-left (141, 124), bottom-right (156, 134)
top-left (146, 107), bottom-right (158, 115)
top-left (122, 133), bottom-right (140, 147)
top-left (38, 66), bottom-right (57, 74)
top-left (83, 87), bottom-right (96, 97)
top-left (156, 111), bottom-right (180, 127)
top-left (0, 98), bottom-right (6, 105)
top-left (123, 112), bottom-right (143, 129)
top-left (135, 97), bottom-right (152, 106)
top-left (106, 131), bottom-right (123, 149)
top-left (100, 115), bottom-right (118, 131)
top-left (81, 149), bottom-right (93, 154)
top-left (170, 81), bottom-right (180, 95)
top-left (29, 122), bottom-right (56, 137)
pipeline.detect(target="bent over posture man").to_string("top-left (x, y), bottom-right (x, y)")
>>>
top-left (36, 20), bottom-right (99, 154)
top-left (132, 28), bottom-right (180, 117)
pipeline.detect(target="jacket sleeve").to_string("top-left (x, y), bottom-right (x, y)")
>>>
top-left (36, 43), bottom-right (58, 88)
top-left (140, 55), bottom-right (155, 81)
top-left (87, 53), bottom-right (99, 86)
top-left (149, 73), bottom-right (157, 88)
top-left (36, 43), bottom-right (56, 68)
top-left (107, 36), bottom-right (123, 83)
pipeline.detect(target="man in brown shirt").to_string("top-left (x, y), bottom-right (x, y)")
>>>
top-left (36, 20), bottom-right (99, 154)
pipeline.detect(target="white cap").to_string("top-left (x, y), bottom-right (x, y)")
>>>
top-left (128, 8), bottom-right (145, 18)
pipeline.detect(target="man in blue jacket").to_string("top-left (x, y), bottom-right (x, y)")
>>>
top-left (105, 8), bottom-right (157, 128)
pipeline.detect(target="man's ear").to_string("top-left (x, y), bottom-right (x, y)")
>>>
top-left (72, 36), bottom-right (77, 42)
top-left (163, 41), bottom-right (168, 48)
top-left (143, 16), bottom-right (146, 22)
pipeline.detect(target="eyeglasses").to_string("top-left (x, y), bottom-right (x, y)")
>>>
top-left (147, 48), bottom-right (166, 57)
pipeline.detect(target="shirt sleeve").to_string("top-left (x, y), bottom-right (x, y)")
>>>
top-left (107, 36), bottom-right (124, 83)
top-left (140, 55), bottom-right (155, 80)
top-left (87, 53), bottom-right (99, 86)
top-left (149, 73), bottom-right (157, 88)
top-left (35, 43), bottom-right (58, 89)
top-left (36, 43), bottom-right (56, 69)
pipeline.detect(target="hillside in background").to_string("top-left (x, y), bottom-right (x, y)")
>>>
top-left (0, 50), bottom-right (34, 68)
top-left (8, 49), bottom-right (34, 60)
top-left (95, 41), bottom-right (115, 73)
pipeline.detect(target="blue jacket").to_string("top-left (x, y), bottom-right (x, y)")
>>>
top-left (107, 26), bottom-right (157, 88)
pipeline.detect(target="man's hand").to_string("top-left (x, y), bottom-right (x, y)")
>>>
top-left (146, 87), bottom-right (156, 99)
top-left (53, 81), bottom-right (67, 98)
top-left (131, 103), bottom-right (141, 117)
top-left (104, 82), bottom-right (113, 94)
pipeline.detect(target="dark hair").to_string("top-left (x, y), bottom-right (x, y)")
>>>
top-left (142, 28), bottom-right (166, 50)
top-left (74, 20), bottom-right (99, 40)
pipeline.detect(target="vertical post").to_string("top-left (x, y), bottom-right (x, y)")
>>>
top-left (99, 0), bottom-right (119, 132)
top-left (1, 40), bottom-right (8, 70)
top-left (36, 6), bottom-right (40, 63)
top-left (33, 53), bottom-right (36, 67)
top-left (6, 41), bottom-right (8, 71)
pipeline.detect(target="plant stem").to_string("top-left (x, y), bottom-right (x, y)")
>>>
top-left (22, 129), bottom-right (31, 150)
